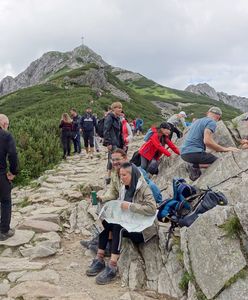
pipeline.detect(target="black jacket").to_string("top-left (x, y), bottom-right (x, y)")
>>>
top-left (103, 112), bottom-right (124, 148)
top-left (80, 113), bottom-right (97, 132)
top-left (0, 128), bottom-right (18, 175)
top-left (72, 115), bottom-right (81, 132)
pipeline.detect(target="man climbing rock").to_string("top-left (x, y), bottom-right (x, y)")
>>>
top-left (180, 107), bottom-right (239, 181)
top-left (167, 111), bottom-right (187, 139)
top-left (0, 114), bottom-right (18, 241)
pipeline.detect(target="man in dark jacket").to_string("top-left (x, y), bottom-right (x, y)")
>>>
top-left (0, 114), bottom-right (18, 241)
top-left (103, 102), bottom-right (124, 184)
top-left (80, 107), bottom-right (97, 158)
top-left (70, 108), bottom-right (81, 154)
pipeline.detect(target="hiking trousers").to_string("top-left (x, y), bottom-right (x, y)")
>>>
top-left (61, 131), bottom-right (71, 156)
top-left (98, 220), bottom-right (144, 254)
top-left (72, 132), bottom-right (81, 153)
top-left (0, 175), bottom-right (12, 233)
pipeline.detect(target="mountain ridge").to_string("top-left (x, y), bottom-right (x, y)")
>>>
top-left (185, 83), bottom-right (248, 112)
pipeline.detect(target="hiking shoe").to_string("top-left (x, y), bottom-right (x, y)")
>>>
top-left (186, 164), bottom-right (202, 181)
top-left (0, 229), bottom-right (15, 241)
top-left (86, 258), bottom-right (105, 276)
top-left (105, 177), bottom-right (111, 185)
top-left (95, 265), bottom-right (117, 285)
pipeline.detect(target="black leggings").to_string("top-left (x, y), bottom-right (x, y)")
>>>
top-left (98, 220), bottom-right (144, 254)
top-left (61, 131), bottom-right (71, 156)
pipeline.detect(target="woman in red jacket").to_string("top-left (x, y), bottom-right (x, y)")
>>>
top-left (139, 122), bottom-right (180, 171)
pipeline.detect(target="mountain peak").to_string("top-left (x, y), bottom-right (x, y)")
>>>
top-left (0, 44), bottom-right (107, 97)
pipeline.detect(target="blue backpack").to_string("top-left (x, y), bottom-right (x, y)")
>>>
top-left (157, 178), bottom-right (197, 222)
top-left (144, 128), bottom-right (154, 142)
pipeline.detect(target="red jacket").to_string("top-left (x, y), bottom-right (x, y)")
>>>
top-left (139, 127), bottom-right (180, 161)
top-left (122, 118), bottom-right (129, 145)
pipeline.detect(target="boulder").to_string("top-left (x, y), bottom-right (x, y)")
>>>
top-left (184, 207), bottom-right (247, 299)
top-left (0, 230), bottom-right (35, 247)
top-left (17, 269), bottom-right (60, 284)
top-left (18, 220), bottom-right (61, 232)
top-left (8, 281), bottom-right (61, 299)
top-left (0, 257), bottom-right (45, 272)
top-left (216, 277), bottom-right (248, 300)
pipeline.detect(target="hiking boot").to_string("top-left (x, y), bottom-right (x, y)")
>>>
top-left (0, 229), bottom-right (15, 241)
top-left (95, 265), bottom-right (117, 285)
top-left (86, 258), bottom-right (105, 276)
top-left (186, 164), bottom-right (202, 181)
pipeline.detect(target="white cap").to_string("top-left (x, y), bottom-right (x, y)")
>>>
top-left (179, 111), bottom-right (187, 118)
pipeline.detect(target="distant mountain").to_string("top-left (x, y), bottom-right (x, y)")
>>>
top-left (0, 45), bottom-right (108, 96)
top-left (185, 83), bottom-right (248, 112)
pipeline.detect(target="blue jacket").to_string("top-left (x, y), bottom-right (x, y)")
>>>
top-left (80, 113), bottom-right (97, 132)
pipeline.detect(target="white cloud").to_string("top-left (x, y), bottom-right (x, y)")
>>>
top-left (1, 0), bottom-right (248, 97)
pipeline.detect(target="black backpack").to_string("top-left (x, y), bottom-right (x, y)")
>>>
top-left (96, 118), bottom-right (105, 138)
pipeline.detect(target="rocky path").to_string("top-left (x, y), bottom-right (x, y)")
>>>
top-left (0, 138), bottom-right (157, 300)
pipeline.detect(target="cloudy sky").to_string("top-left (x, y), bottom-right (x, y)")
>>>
top-left (1, 0), bottom-right (248, 96)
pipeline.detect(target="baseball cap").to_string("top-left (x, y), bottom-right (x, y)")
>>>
top-left (208, 106), bottom-right (222, 116)
top-left (179, 111), bottom-right (187, 118)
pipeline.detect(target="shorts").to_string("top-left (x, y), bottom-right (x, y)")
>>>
top-left (181, 152), bottom-right (217, 167)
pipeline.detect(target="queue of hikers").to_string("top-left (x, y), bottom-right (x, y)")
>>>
top-left (0, 103), bottom-right (244, 288)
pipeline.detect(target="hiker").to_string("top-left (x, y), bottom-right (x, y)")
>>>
top-left (103, 102), bottom-right (124, 184)
top-left (70, 108), bottom-right (81, 154)
top-left (93, 114), bottom-right (100, 152)
top-left (80, 107), bottom-right (97, 159)
top-left (135, 117), bottom-right (144, 135)
top-left (120, 112), bottom-right (133, 152)
top-left (167, 111), bottom-right (187, 139)
top-left (139, 122), bottom-right (180, 171)
top-left (0, 114), bottom-right (18, 241)
top-left (59, 113), bottom-right (73, 159)
top-left (86, 162), bottom-right (157, 285)
top-left (181, 106), bottom-right (239, 181)
top-left (80, 149), bottom-right (162, 251)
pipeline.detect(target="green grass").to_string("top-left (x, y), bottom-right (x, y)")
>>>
top-left (221, 215), bottom-right (242, 238)
top-left (179, 271), bottom-right (194, 292)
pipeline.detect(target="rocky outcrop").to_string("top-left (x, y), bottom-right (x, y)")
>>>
top-left (185, 83), bottom-right (248, 112)
top-left (0, 45), bottom-right (108, 96)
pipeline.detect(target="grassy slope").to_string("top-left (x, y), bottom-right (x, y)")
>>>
top-left (0, 66), bottom-right (241, 185)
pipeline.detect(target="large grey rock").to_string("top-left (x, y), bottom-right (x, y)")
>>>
top-left (0, 257), bottom-right (45, 272)
top-left (27, 213), bottom-right (60, 224)
top-left (185, 207), bottom-right (247, 299)
top-left (213, 120), bottom-right (236, 147)
top-left (8, 281), bottom-right (61, 299)
top-left (232, 113), bottom-right (248, 139)
top-left (19, 220), bottom-right (60, 232)
top-left (17, 269), bottom-right (60, 284)
top-left (0, 230), bottom-right (34, 247)
top-left (216, 277), bottom-right (248, 300)
top-left (234, 203), bottom-right (248, 236)
top-left (20, 243), bottom-right (57, 259)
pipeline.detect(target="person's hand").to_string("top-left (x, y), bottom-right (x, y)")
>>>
top-left (121, 202), bottom-right (130, 210)
top-left (226, 147), bottom-right (240, 153)
top-left (107, 145), bottom-right (112, 151)
top-left (7, 172), bottom-right (15, 181)
top-left (240, 139), bottom-right (248, 145)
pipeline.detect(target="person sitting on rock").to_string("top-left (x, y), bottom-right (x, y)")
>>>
top-left (139, 122), bottom-right (180, 171)
top-left (80, 149), bottom-right (162, 251)
top-left (180, 106), bottom-right (239, 181)
top-left (86, 162), bottom-right (157, 285)
top-left (167, 111), bottom-right (187, 139)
